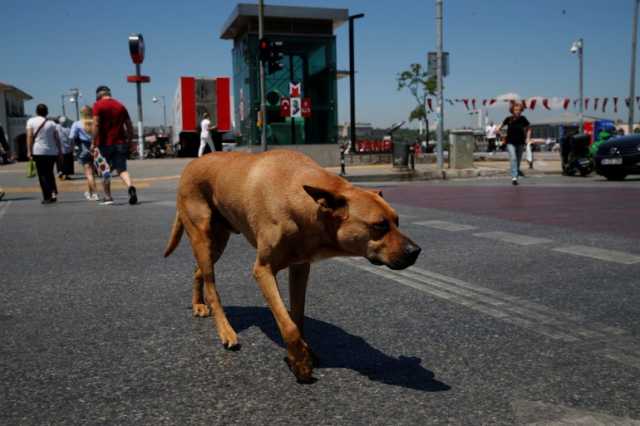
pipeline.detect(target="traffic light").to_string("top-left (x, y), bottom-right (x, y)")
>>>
top-left (258, 38), bottom-right (284, 75)
top-left (268, 40), bottom-right (284, 75)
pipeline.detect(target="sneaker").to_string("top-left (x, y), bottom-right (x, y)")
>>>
top-left (128, 186), bottom-right (138, 205)
top-left (512, 178), bottom-right (519, 186)
top-left (41, 199), bottom-right (56, 205)
top-left (100, 198), bottom-right (114, 206)
top-left (518, 170), bottom-right (525, 177)
top-left (84, 191), bottom-right (92, 201)
top-left (90, 193), bottom-right (99, 201)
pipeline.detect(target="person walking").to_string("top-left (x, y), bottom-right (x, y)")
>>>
top-left (198, 112), bottom-right (215, 157)
top-left (70, 106), bottom-right (98, 201)
top-left (55, 116), bottom-right (74, 180)
top-left (497, 102), bottom-right (531, 186)
top-left (26, 104), bottom-right (62, 204)
top-left (485, 121), bottom-right (498, 154)
top-left (91, 85), bottom-right (138, 205)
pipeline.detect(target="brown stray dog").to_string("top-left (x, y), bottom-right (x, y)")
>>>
top-left (164, 150), bottom-right (421, 383)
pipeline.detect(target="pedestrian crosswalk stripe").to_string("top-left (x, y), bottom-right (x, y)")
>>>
top-left (413, 220), bottom-right (477, 232)
top-left (553, 245), bottom-right (640, 265)
top-left (336, 257), bottom-right (639, 369)
top-left (473, 231), bottom-right (553, 246)
top-left (0, 201), bottom-right (12, 222)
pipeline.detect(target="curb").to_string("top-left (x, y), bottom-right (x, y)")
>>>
top-left (341, 168), bottom-right (561, 183)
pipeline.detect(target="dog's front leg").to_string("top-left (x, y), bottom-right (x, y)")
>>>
top-left (253, 262), bottom-right (314, 383)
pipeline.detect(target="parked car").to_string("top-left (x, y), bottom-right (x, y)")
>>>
top-left (594, 134), bottom-right (640, 181)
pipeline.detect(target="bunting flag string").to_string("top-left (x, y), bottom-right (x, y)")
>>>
top-left (428, 96), bottom-right (637, 113)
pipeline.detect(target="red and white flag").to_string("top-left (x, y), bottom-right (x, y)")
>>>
top-left (602, 97), bottom-right (608, 112)
top-left (528, 99), bottom-right (537, 110)
top-left (563, 98), bottom-right (570, 110)
top-left (462, 99), bottom-right (470, 110)
top-left (427, 98), bottom-right (434, 112)
top-left (613, 97), bottom-right (619, 113)
top-left (471, 99), bottom-right (477, 110)
top-left (593, 98), bottom-right (599, 111)
top-left (542, 99), bottom-right (551, 110)
top-left (489, 99), bottom-right (496, 106)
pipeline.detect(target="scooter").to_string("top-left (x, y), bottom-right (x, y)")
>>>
top-left (561, 133), bottom-right (593, 177)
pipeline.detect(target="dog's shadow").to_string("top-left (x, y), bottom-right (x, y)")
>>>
top-left (226, 306), bottom-right (450, 392)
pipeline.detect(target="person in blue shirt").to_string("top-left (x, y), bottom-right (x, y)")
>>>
top-left (70, 106), bottom-right (98, 200)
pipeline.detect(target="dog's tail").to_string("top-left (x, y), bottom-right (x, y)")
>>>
top-left (164, 213), bottom-right (184, 258)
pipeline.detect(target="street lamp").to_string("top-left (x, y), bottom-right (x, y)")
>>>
top-left (348, 13), bottom-right (365, 157)
top-left (152, 96), bottom-right (167, 132)
top-left (69, 88), bottom-right (81, 121)
top-left (570, 38), bottom-right (584, 133)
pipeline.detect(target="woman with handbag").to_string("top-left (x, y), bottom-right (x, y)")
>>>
top-left (496, 101), bottom-right (531, 186)
top-left (26, 104), bottom-right (62, 204)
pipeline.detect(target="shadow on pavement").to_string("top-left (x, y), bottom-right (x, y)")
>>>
top-left (226, 306), bottom-right (450, 392)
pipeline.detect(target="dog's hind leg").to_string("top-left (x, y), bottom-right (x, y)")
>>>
top-left (184, 212), bottom-right (238, 349)
top-left (192, 266), bottom-right (210, 317)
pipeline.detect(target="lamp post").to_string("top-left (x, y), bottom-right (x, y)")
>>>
top-left (571, 38), bottom-right (584, 133)
top-left (60, 94), bottom-right (67, 117)
top-left (435, 0), bottom-right (444, 170)
top-left (629, 0), bottom-right (639, 131)
top-left (152, 96), bottom-right (167, 131)
top-left (69, 88), bottom-right (81, 121)
top-left (348, 13), bottom-right (365, 156)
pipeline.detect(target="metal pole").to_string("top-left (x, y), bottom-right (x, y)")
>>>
top-left (349, 17), bottom-right (356, 155)
top-left (579, 39), bottom-right (584, 133)
top-left (259, 0), bottom-right (267, 151)
top-left (162, 96), bottom-right (167, 129)
top-left (61, 95), bottom-right (66, 117)
top-left (435, 0), bottom-right (444, 170)
top-left (71, 89), bottom-right (80, 121)
top-left (136, 63), bottom-right (144, 159)
top-left (629, 0), bottom-right (639, 130)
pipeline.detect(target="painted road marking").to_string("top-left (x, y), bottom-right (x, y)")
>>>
top-left (553, 245), bottom-right (640, 265)
top-left (473, 231), bottom-right (552, 246)
top-left (0, 201), bottom-right (12, 221)
top-left (413, 220), bottom-right (477, 232)
top-left (336, 257), bottom-right (638, 369)
top-left (511, 399), bottom-right (640, 425)
top-left (153, 200), bottom-right (177, 207)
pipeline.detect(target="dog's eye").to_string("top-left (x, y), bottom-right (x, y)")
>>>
top-left (372, 219), bottom-right (390, 233)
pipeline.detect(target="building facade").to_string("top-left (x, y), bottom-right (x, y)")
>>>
top-left (221, 4), bottom-right (347, 146)
top-left (0, 83), bottom-right (32, 159)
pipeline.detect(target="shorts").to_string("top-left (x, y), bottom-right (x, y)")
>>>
top-left (77, 143), bottom-right (93, 166)
top-left (100, 144), bottom-right (128, 172)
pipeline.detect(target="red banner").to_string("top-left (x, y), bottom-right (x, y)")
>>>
top-left (280, 97), bottom-right (291, 117)
top-left (301, 97), bottom-right (312, 117)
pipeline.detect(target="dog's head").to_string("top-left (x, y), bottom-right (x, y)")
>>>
top-left (303, 185), bottom-right (421, 270)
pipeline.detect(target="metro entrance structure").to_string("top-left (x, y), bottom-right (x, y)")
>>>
top-left (221, 4), bottom-right (348, 147)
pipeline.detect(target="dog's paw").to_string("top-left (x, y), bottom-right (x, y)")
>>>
top-left (192, 304), bottom-right (211, 317)
top-left (286, 339), bottom-right (315, 383)
top-left (219, 328), bottom-right (240, 351)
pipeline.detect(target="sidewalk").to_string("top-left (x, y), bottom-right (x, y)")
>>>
top-left (328, 158), bottom-right (562, 182)
top-left (0, 156), bottom-right (562, 193)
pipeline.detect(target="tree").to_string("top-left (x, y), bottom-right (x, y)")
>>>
top-left (396, 63), bottom-right (437, 137)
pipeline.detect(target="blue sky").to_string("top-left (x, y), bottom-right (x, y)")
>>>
top-left (1, 0), bottom-right (638, 129)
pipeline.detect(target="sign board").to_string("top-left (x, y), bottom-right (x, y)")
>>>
top-left (128, 33), bottom-right (145, 64)
top-left (280, 97), bottom-right (291, 117)
top-left (289, 82), bottom-right (301, 97)
top-left (291, 97), bottom-right (301, 118)
top-left (301, 97), bottom-right (312, 117)
top-left (427, 52), bottom-right (449, 77)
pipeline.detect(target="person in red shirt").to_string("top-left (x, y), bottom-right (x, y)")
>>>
top-left (91, 85), bottom-right (138, 205)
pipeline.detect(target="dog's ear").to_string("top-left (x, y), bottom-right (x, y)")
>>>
top-left (303, 185), bottom-right (348, 219)
top-left (368, 189), bottom-right (383, 198)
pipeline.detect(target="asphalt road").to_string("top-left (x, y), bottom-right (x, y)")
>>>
top-left (1, 170), bottom-right (640, 425)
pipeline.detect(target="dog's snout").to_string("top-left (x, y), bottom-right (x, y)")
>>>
top-left (405, 243), bottom-right (421, 261)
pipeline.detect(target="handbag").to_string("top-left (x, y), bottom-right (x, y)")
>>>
top-left (26, 159), bottom-right (36, 178)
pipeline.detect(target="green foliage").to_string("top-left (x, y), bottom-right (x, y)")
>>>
top-left (397, 63), bottom-right (437, 123)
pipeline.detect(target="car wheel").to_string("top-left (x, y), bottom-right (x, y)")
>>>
top-left (604, 172), bottom-right (627, 181)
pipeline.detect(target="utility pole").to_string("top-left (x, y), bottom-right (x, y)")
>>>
top-left (259, 0), bottom-right (267, 151)
top-left (435, 0), bottom-right (444, 170)
top-left (579, 39), bottom-right (584, 133)
top-left (60, 94), bottom-right (67, 117)
top-left (348, 13), bottom-right (365, 157)
top-left (70, 88), bottom-right (80, 121)
top-left (629, 0), bottom-right (640, 130)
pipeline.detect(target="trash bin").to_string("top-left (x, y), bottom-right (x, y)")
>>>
top-left (392, 141), bottom-right (410, 169)
top-left (449, 130), bottom-right (475, 169)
